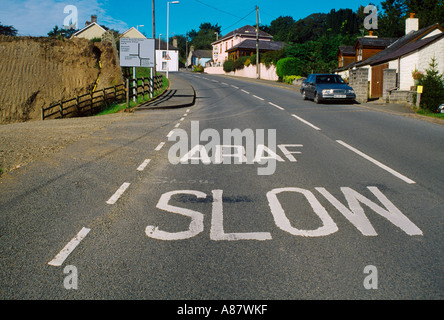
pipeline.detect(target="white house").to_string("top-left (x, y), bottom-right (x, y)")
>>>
top-left (155, 38), bottom-right (179, 73)
top-left (71, 15), bottom-right (106, 40)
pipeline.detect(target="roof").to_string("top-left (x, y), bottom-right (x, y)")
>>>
top-left (191, 49), bottom-right (212, 58)
top-left (120, 27), bottom-right (146, 39)
top-left (337, 46), bottom-right (355, 56)
top-left (226, 39), bottom-right (284, 52)
top-left (71, 22), bottom-right (106, 38)
top-left (155, 39), bottom-right (178, 51)
top-left (354, 37), bottom-right (397, 49)
top-left (355, 23), bottom-right (444, 67)
top-left (213, 25), bottom-right (273, 44)
top-left (369, 32), bottom-right (444, 66)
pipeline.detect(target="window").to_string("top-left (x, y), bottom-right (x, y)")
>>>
top-left (162, 62), bottom-right (167, 70)
top-left (162, 51), bottom-right (167, 59)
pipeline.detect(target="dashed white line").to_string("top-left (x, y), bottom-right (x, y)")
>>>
top-left (179, 117), bottom-right (185, 122)
top-left (155, 141), bottom-right (165, 151)
top-left (137, 159), bottom-right (151, 171)
top-left (291, 114), bottom-right (321, 131)
top-left (106, 182), bottom-right (131, 204)
top-left (253, 95), bottom-right (265, 101)
top-left (336, 140), bottom-right (416, 184)
top-left (269, 102), bottom-right (284, 110)
top-left (241, 89), bottom-right (250, 94)
top-left (48, 227), bottom-right (91, 267)
top-left (167, 130), bottom-right (175, 138)
top-left (174, 123), bottom-right (181, 128)
top-left (221, 82), bottom-right (228, 85)
top-left (231, 85), bottom-right (239, 89)
top-left (186, 109), bottom-right (190, 112)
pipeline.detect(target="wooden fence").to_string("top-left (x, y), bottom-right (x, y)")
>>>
top-left (42, 75), bottom-right (163, 120)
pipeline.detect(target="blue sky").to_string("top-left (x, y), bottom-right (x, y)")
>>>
top-left (1, 0), bottom-right (382, 39)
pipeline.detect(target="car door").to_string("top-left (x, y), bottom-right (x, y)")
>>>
top-left (305, 75), bottom-right (314, 98)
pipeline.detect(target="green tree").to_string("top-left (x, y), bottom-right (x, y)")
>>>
top-left (262, 16), bottom-right (296, 42)
top-left (189, 22), bottom-right (221, 50)
top-left (0, 21), bottom-right (18, 36)
top-left (48, 25), bottom-right (78, 38)
top-left (418, 57), bottom-right (444, 112)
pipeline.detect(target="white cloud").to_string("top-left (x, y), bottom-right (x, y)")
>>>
top-left (0, 0), bottom-right (127, 36)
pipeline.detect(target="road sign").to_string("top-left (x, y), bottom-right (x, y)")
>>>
top-left (119, 38), bottom-right (155, 68)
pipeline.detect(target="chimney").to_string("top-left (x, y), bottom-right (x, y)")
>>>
top-left (365, 30), bottom-right (378, 38)
top-left (172, 36), bottom-right (178, 48)
top-left (406, 13), bottom-right (419, 34)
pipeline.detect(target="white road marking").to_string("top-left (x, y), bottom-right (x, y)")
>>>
top-left (253, 95), bottom-right (264, 101)
top-left (155, 141), bottom-right (165, 151)
top-left (137, 159), bottom-right (151, 171)
top-left (174, 123), bottom-right (181, 128)
top-left (221, 82), bottom-right (228, 85)
top-left (167, 130), bottom-right (175, 138)
top-left (48, 227), bottom-right (91, 266)
top-left (186, 109), bottom-right (190, 112)
top-left (291, 114), bottom-right (321, 131)
top-left (106, 182), bottom-right (131, 204)
top-left (241, 89), bottom-right (250, 94)
top-left (269, 102), bottom-right (284, 110)
top-left (336, 140), bottom-right (416, 184)
top-left (231, 85), bottom-right (239, 89)
top-left (179, 117), bottom-right (185, 121)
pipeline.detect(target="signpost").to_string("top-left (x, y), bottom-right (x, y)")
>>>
top-left (119, 38), bottom-right (156, 102)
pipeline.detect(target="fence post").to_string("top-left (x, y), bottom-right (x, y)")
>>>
top-left (126, 78), bottom-right (130, 107)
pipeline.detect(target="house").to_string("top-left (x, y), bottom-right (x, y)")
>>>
top-left (226, 39), bottom-right (285, 61)
top-left (187, 46), bottom-right (212, 67)
top-left (71, 15), bottom-right (106, 40)
top-left (211, 25), bottom-right (274, 66)
top-left (155, 38), bottom-right (179, 73)
top-left (336, 14), bottom-right (444, 101)
top-left (337, 46), bottom-right (355, 70)
top-left (120, 27), bottom-right (146, 39)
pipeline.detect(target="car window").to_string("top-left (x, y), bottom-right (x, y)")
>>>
top-left (315, 75), bottom-right (345, 84)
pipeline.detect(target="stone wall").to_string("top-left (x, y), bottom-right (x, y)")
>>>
top-left (349, 68), bottom-right (369, 103)
top-left (383, 69), bottom-right (397, 101)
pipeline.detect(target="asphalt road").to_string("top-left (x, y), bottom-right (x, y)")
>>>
top-left (1, 72), bottom-right (443, 305)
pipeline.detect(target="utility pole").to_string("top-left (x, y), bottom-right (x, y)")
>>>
top-left (152, 0), bottom-right (155, 38)
top-left (256, 5), bottom-right (259, 79)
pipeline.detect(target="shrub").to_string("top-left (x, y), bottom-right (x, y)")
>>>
top-left (223, 60), bottom-right (235, 73)
top-left (193, 65), bottom-right (204, 72)
top-left (276, 57), bottom-right (302, 79)
top-left (417, 57), bottom-right (444, 113)
top-left (283, 75), bottom-right (300, 84)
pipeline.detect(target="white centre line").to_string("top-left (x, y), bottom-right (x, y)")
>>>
top-left (291, 114), bottom-right (321, 131)
top-left (336, 140), bottom-right (416, 184)
top-left (137, 159), bottom-right (151, 171)
top-left (253, 95), bottom-right (265, 101)
top-left (174, 123), bottom-right (181, 128)
top-left (241, 89), bottom-right (250, 94)
top-left (221, 82), bottom-right (228, 85)
top-left (155, 141), bottom-right (165, 151)
top-left (231, 85), bottom-right (239, 89)
top-left (269, 102), bottom-right (284, 110)
top-left (186, 109), bottom-right (190, 112)
top-left (167, 130), bottom-right (175, 138)
top-left (179, 117), bottom-right (185, 122)
top-left (106, 182), bottom-right (131, 204)
top-left (48, 227), bottom-right (91, 267)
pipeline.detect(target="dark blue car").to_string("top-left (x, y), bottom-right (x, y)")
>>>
top-left (300, 74), bottom-right (356, 104)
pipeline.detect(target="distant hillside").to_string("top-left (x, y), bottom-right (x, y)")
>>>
top-left (0, 36), bottom-right (123, 124)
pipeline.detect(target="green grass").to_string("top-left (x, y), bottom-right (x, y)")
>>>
top-left (414, 108), bottom-right (444, 119)
top-left (96, 73), bottom-right (169, 116)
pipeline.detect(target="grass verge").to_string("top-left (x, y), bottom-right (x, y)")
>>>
top-left (414, 108), bottom-right (444, 119)
top-left (96, 73), bottom-right (169, 116)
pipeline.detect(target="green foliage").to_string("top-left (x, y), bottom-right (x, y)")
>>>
top-left (283, 75), bottom-right (301, 84)
top-left (417, 57), bottom-right (444, 113)
top-left (276, 57), bottom-right (303, 78)
top-left (0, 21), bottom-right (18, 36)
top-left (47, 25), bottom-right (78, 38)
top-left (193, 65), bottom-right (204, 72)
top-left (223, 60), bottom-right (235, 73)
top-left (261, 49), bottom-right (286, 68)
top-left (189, 22), bottom-right (221, 50)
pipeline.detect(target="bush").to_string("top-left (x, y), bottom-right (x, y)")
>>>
top-left (417, 57), bottom-right (444, 113)
top-left (193, 65), bottom-right (204, 72)
top-left (223, 60), bottom-right (235, 73)
top-left (276, 57), bottom-right (302, 79)
top-left (283, 75), bottom-right (300, 84)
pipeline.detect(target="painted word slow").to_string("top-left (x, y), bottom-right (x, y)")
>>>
top-left (145, 187), bottom-right (423, 241)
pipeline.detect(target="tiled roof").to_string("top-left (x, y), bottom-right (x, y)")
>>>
top-left (214, 25), bottom-right (272, 44)
top-left (226, 39), bottom-right (284, 52)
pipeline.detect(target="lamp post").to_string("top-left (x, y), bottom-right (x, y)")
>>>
top-left (167, 1), bottom-right (179, 79)
top-left (136, 24), bottom-right (144, 30)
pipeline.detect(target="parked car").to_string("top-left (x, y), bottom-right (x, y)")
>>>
top-left (437, 103), bottom-right (444, 113)
top-left (300, 73), bottom-right (356, 104)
